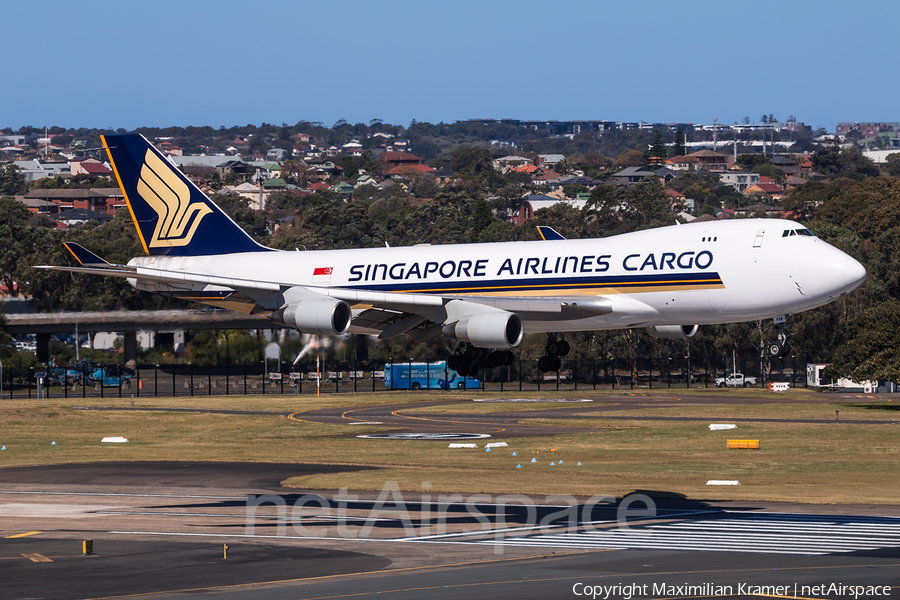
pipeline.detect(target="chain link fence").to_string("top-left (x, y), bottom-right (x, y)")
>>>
top-left (2, 351), bottom-right (810, 399)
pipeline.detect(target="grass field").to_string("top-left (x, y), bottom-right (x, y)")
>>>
top-left (0, 390), bottom-right (898, 505)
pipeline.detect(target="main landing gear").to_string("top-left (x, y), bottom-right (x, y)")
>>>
top-left (447, 343), bottom-right (514, 377)
top-left (538, 335), bottom-right (570, 373)
top-left (768, 315), bottom-right (789, 358)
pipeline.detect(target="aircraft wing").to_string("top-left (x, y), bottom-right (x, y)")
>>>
top-left (39, 257), bottom-right (613, 335)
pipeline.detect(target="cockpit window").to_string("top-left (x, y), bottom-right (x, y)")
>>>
top-left (783, 229), bottom-right (816, 237)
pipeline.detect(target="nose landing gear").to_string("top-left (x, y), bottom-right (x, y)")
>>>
top-left (768, 315), bottom-right (789, 358)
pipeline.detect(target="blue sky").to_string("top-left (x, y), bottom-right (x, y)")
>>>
top-left (4, 0), bottom-right (898, 133)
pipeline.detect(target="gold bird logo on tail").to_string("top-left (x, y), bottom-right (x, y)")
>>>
top-left (136, 149), bottom-right (212, 248)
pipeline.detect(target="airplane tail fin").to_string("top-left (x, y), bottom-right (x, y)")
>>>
top-left (101, 133), bottom-right (270, 256)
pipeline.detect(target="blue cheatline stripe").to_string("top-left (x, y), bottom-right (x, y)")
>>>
top-left (343, 272), bottom-right (724, 295)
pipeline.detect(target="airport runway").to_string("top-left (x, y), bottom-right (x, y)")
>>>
top-left (72, 391), bottom-right (900, 439)
top-left (1, 462), bottom-right (899, 599)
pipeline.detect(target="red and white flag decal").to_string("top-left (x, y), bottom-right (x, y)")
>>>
top-left (312, 266), bottom-right (333, 283)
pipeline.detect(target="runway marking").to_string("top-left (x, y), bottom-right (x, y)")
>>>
top-left (287, 411), bottom-right (320, 424)
top-left (0, 490), bottom-right (244, 499)
top-left (22, 553), bottom-right (52, 562)
top-left (389, 409), bottom-right (507, 431)
top-left (479, 511), bottom-right (900, 555)
top-left (5, 531), bottom-right (41, 538)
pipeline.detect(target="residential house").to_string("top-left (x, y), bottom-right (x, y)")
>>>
top-left (666, 155), bottom-right (701, 171)
top-left (611, 166), bottom-right (675, 186)
top-left (719, 171), bottom-right (760, 193)
top-left (493, 155), bottom-right (533, 172)
top-left (306, 158), bottom-right (343, 179)
top-left (219, 182), bottom-right (267, 210)
top-left (536, 154), bottom-right (566, 169)
top-left (266, 148), bottom-right (288, 162)
top-left (53, 208), bottom-right (114, 226)
top-left (12, 159), bottom-right (69, 182)
top-left (380, 151), bottom-right (426, 169)
top-left (664, 189), bottom-right (686, 211)
top-left (14, 196), bottom-right (60, 215)
top-left (733, 203), bottom-right (783, 216)
top-left (70, 158), bottom-right (112, 177)
top-left (742, 183), bottom-right (784, 201)
top-left (354, 175), bottom-right (381, 190)
top-left (685, 149), bottom-right (730, 170)
top-left (24, 188), bottom-right (124, 215)
top-left (432, 166), bottom-right (455, 185)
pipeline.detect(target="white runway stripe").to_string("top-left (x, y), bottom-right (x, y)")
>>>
top-left (477, 512), bottom-right (900, 556)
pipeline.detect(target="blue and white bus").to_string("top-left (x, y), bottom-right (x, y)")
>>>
top-left (385, 361), bottom-right (480, 390)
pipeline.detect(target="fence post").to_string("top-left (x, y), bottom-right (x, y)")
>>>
top-left (209, 365), bottom-right (212, 396)
top-left (573, 358), bottom-right (577, 391)
top-left (190, 363), bottom-right (194, 397)
top-left (518, 354), bottom-right (522, 392)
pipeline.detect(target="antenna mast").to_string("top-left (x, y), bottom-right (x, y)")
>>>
top-left (712, 117), bottom-right (718, 151)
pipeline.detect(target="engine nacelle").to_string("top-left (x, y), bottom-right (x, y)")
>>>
top-left (646, 325), bottom-right (699, 339)
top-left (272, 298), bottom-right (352, 336)
top-left (442, 311), bottom-right (524, 348)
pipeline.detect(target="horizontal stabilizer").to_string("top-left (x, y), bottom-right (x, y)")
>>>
top-left (537, 226), bottom-right (566, 240)
top-left (63, 242), bottom-right (112, 267)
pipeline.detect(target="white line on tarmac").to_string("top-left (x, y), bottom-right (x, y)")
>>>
top-left (0, 490), bottom-right (244, 499)
top-left (95, 510), bottom-right (399, 522)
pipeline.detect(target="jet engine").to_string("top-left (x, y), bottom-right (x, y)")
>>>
top-left (442, 311), bottom-right (524, 348)
top-left (645, 325), bottom-right (699, 339)
top-left (271, 298), bottom-right (352, 336)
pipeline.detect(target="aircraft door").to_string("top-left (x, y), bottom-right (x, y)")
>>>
top-left (753, 229), bottom-right (765, 248)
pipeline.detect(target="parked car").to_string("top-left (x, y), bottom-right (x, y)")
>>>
top-left (715, 373), bottom-right (757, 388)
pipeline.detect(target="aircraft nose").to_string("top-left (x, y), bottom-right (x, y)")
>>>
top-left (842, 255), bottom-right (867, 290)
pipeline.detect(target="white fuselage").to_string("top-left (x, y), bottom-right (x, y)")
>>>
top-left (128, 219), bottom-right (866, 334)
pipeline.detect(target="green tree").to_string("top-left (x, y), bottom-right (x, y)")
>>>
top-left (882, 153), bottom-right (900, 177)
top-left (0, 163), bottom-right (27, 195)
top-left (562, 183), bottom-right (588, 198)
top-left (616, 150), bottom-right (646, 167)
top-left (214, 192), bottom-right (269, 240)
top-left (815, 177), bottom-right (900, 240)
top-left (673, 127), bottom-right (686, 157)
top-left (648, 129), bottom-right (667, 165)
top-left (450, 147), bottom-right (494, 174)
top-left (469, 199), bottom-right (494, 241)
top-left (828, 300), bottom-right (900, 383)
top-left (619, 177), bottom-right (670, 231)
top-left (781, 180), bottom-right (843, 219)
top-left (410, 173), bottom-right (438, 198)
top-left (811, 145), bottom-right (879, 180)
top-left (0, 196), bottom-right (44, 297)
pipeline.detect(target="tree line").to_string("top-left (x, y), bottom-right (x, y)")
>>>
top-left (2, 137), bottom-right (900, 381)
